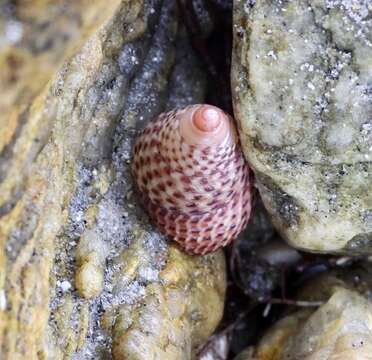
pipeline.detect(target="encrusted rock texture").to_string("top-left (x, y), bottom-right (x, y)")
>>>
top-left (232, 0), bottom-right (371, 253)
top-left (0, 0), bottom-right (226, 358)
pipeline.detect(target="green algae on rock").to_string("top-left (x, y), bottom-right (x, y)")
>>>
top-left (232, 0), bottom-right (372, 254)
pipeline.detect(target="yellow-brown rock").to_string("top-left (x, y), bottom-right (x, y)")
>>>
top-left (236, 268), bottom-right (372, 360)
top-left (112, 247), bottom-right (226, 359)
top-left (0, 0), bottom-right (225, 359)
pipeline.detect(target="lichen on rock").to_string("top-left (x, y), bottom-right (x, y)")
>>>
top-left (232, 0), bottom-right (372, 254)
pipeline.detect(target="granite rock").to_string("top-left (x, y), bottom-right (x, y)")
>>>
top-left (232, 0), bottom-right (372, 253)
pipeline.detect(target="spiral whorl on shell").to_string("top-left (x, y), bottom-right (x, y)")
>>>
top-left (132, 104), bottom-right (252, 255)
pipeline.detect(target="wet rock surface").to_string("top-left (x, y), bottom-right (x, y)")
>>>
top-left (232, 0), bottom-right (372, 253)
top-left (237, 267), bottom-right (372, 359)
top-left (0, 0), bottom-right (226, 358)
top-left (231, 200), bottom-right (302, 300)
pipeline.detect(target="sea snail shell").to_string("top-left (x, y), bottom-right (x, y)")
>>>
top-left (132, 104), bottom-right (252, 255)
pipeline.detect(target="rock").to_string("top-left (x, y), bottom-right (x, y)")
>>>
top-left (197, 332), bottom-right (229, 360)
top-left (232, 200), bottom-right (301, 300)
top-left (112, 247), bottom-right (226, 359)
top-left (235, 267), bottom-right (372, 359)
top-left (0, 0), bottom-right (123, 138)
top-left (0, 0), bottom-right (226, 358)
top-left (232, 0), bottom-right (372, 253)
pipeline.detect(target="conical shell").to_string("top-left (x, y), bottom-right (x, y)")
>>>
top-left (132, 104), bottom-right (252, 255)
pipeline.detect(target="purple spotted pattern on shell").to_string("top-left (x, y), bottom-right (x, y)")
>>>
top-left (132, 104), bottom-right (252, 255)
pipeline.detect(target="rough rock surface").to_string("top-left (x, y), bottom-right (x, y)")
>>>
top-left (232, 0), bottom-right (372, 253)
top-left (0, 0), bottom-right (226, 358)
top-left (236, 267), bottom-right (372, 359)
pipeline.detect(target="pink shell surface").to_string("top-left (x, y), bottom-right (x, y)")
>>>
top-left (132, 106), bottom-right (252, 255)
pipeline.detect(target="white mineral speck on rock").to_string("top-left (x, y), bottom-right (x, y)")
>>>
top-left (113, 281), bottom-right (146, 306)
top-left (307, 82), bottom-right (315, 90)
top-left (361, 123), bottom-right (372, 134)
top-left (59, 280), bottom-right (72, 293)
top-left (0, 290), bottom-right (6, 310)
top-left (139, 267), bottom-right (159, 282)
top-left (4, 21), bottom-right (23, 44)
top-left (267, 50), bottom-right (277, 60)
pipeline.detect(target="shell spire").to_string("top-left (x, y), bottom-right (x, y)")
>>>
top-left (193, 106), bottom-right (221, 132)
top-left (132, 104), bottom-right (252, 255)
